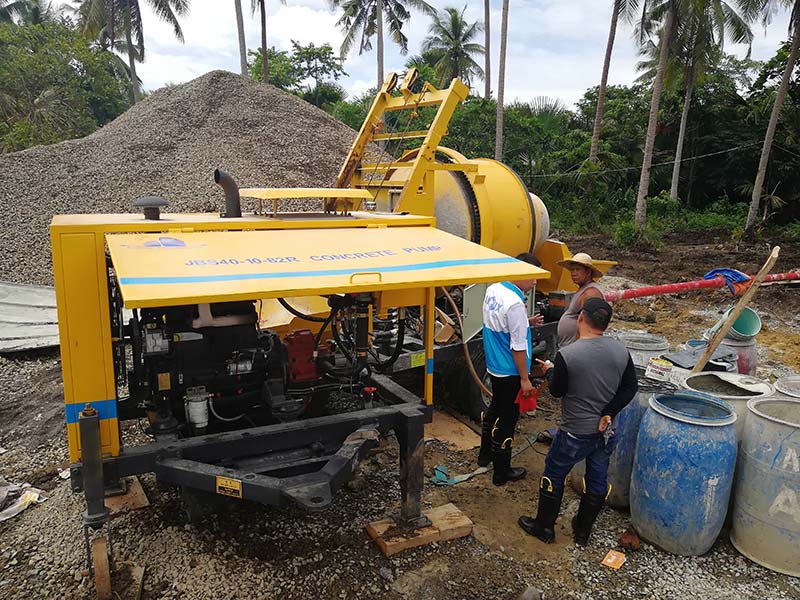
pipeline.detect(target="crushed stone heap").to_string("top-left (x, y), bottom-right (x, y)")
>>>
top-left (0, 70), bottom-right (358, 285)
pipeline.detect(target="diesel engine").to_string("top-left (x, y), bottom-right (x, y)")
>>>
top-left (126, 300), bottom-right (324, 437)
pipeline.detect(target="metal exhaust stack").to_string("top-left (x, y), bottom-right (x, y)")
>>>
top-left (214, 169), bottom-right (242, 218)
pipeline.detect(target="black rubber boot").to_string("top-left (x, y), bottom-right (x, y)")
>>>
top-left (477, 413), bottom-right (493, 467)
top-left (518, 479), bottom-right (564, 543)
top-left (492, 444), bottom-right (526, 486)
top-left (572, 492), bottom-right (605, 546)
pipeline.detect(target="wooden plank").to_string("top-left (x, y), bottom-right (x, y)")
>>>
top-left (426, 502), bottom-right (474, 542)
top-left (692, 246), bottom-right (780, 373)
top-left (106, 476), bottom-right (150, 517)
top-left (366, 502), bottom-right (473, 556)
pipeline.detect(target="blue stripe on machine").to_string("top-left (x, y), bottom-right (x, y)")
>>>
top-left (119, 257), bottom-right (518, 285)
top-left (426, 358), bottom-right (434, 374)
top-left (64, 399), bottom-right (118, 424)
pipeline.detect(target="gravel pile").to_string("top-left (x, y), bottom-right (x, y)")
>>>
top-left (0, 70), bottom-right (359, 286)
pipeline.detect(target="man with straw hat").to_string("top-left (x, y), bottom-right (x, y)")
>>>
top-left (556, 253), bottom-right (604, 347)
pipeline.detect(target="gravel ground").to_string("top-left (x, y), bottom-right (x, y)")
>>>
top-left (1, 354), bottom-right (799, 599)
top-left (0, 70), bottom-right (359, 285)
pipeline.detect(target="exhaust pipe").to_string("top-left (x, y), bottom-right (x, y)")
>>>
top-left (214, 169), bottom-right (242, 218)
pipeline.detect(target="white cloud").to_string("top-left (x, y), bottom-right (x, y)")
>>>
top-left (94, 0), bottom-right (794, 107)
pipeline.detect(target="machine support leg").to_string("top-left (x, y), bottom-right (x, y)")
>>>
top-left (396, 407), bottom-right (430, 528)
top-left (78, 405), bottom-right (112, 600)
top-left (79, 405), bottom-right (110, 529)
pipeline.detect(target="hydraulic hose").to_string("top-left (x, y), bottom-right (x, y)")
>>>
top-left (374, 312), bottom-right (405, 372)
top-left (277, 297), bottom-right (328, 323)
top-left (440, 286), bottom-right (492, 398)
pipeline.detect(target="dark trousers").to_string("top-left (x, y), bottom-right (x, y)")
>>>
top-left (486, 375), bottom-right (521, 450)
top-left (543, 430), bottom-right (616, 495)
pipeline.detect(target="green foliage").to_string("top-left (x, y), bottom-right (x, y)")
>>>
top-left (0, 21), bottom-right (130, 152)
top-left (421, 6), bottom-right (484, 89)
top-left (612, 219), bottom-right (639, 248)
top-left (327, 89), bottom-right (374, 130)
top-left (301, 81), bottom-right (346, 109)
top-left (290, 41), bottom-right (347, 86)
top-left (248, 47), bottom-right (299, 88)
top-left (249, 42), bottom-right (347, 108)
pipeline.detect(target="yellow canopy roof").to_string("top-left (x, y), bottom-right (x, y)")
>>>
top-left (106, 227), bottom-right (549, 308)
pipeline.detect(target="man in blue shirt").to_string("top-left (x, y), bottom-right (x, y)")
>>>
top-left (478, 253), bottom-right (543, 486)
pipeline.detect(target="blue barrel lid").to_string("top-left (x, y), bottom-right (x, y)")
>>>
top-left (649, 390), bottom-right (737, 427)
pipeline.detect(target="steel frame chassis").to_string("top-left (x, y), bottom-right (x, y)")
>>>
top-left (72, 374), bottom-right (432, 523)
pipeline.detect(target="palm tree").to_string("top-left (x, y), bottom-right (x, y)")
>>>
top-left (672, 3), bottom-right (752, 201)
top-left (234, 0), bottom-right (247, 76)
top-left (746, 0), bottom-right (800, 236)
top-left (421, 6), bottom-right (484, 89)
top-left (494, 0), bottom-right (509, 161)
top-left (72, 0), bottom-right (189, 103)
top-left (0, 0), bottom-right (61, 23)
top-left (634, 0), bottom-right (678, 234)
top-left (636, 1), bottom-right (753, 201)
top-left (332, 0), bottom-right (436, 90)
top-left (483, 0), bottom-right (490, 98)
top-left (590, 1), bottom-right (641, 163)
top-left (250, 0), bottom-right (286, 84)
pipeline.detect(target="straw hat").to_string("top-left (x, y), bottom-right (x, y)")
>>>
top-left (557, 252), bottom-right (603, 279)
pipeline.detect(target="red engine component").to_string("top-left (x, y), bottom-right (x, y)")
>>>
top-left (284, 330), bottom-right (318, 383)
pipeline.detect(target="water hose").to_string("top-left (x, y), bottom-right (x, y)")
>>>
top-left (439, 286), bottom-right (492, 398)
top-left (277, 297), bottom-right (328, 323)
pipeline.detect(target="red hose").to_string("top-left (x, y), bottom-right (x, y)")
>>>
top-left (604, 271), bottom-right (800, 302)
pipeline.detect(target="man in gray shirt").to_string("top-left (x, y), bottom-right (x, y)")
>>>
top-left (518, 297), bottom-right (638, 545)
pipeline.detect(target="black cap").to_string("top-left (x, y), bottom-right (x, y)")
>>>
top-left (582, 297), bottom-right (613, 330)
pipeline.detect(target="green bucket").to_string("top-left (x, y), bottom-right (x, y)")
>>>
top-left (709, 307), bottom-right (762, 340)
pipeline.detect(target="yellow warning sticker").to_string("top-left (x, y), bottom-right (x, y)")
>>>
top-left (601, 549), bottom-right (627, 569)
top-left (410, 352), bottom-right (426, 368)
top-left (215, 476), bottom-right (243, 499)
top-left (157, 372), bottom-right (171, 391)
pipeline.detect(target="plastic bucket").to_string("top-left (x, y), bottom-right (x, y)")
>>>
top-left (709, 307), bottom-right (762, 341)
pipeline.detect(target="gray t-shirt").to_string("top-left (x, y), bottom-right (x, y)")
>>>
top-left (556, 282), bottom-right (603, 347)
top-left (556, 336), bottom-right (631, 435)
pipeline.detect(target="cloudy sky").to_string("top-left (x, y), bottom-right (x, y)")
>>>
top-left (129, 0), bottom-right (792, 109)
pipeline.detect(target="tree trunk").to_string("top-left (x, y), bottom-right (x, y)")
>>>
top-left (234, 0), bottom-right (247, 76)
top-left (746, 12), bottom-right (800, 235)
top-left (494, 0), bottom-right (509, 161)
top-left (125, 18), bottom-right (140, 103)
top-left (634, 5), bottom-right (675, 233)
top-left (484, 0), bottom-right (491, 99)
top-left (376, 0), bottom-right (384, 89)
top-left (260, 0), bottom-right (268, 83)
top-left (686, 125), bottom-right (698, 207)
top-left (671, 62), bottom-right (695, 202)
top-left (589, 1), bottom-right (619, 163)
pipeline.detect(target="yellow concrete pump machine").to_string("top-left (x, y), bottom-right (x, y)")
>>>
top-left (52, 70), bottom-right (611, 597)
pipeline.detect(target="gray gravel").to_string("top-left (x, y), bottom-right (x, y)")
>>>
top-left (0, 70), bottom-right (358, 286)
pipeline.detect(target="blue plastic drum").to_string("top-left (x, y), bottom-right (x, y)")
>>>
top-left (630, 391), bottom-right (738, 556)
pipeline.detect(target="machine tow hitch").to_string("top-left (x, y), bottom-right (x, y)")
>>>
top-left (153, 424), bottom-right (381, 510)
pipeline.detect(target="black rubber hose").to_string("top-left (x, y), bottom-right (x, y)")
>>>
top-left (375, 315), bottom-right (405, 371)
top-left (277, 297), bottom-right (328, 323)
top-left (331, 307), bottom-right (355, 363)
top-left (314, 312), bottom-right (333, 349)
